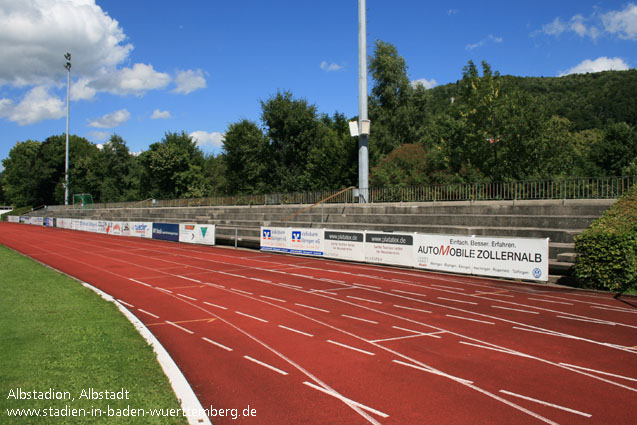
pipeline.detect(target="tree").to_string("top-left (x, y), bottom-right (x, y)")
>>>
top-left (138, 132), bottom-right (209, 199)
top-left (589, 122), bottom-right (637, 176)
top-left (1, 140), bottom-right (41, 207)
top-left (222, 120), bottom-right (270, 194)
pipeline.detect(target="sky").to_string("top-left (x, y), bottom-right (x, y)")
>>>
top-left (1, 0), bottom-right (636, 167)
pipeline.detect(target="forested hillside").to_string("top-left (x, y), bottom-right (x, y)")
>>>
top-left (1, 41), bottom-right (636, 207)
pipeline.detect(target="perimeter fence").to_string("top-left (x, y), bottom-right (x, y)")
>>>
top-left (44, 176), bottom-right (635, 211)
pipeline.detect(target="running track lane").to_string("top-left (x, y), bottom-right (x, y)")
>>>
top-left (1, 222), bottom-right (636, 425)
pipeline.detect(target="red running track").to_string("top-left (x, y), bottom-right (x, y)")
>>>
top-left (1, 222), bottom-right (636, 425)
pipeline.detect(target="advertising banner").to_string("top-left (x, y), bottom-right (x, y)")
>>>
top-left (289, 228), bottom-right (324, 256)
top-left (364, 232), bottom-right (414, 267)
top-left (30, 217), bottom-right (44, 226)
top-left (413, 234), bottom-right (474, 275)
top-left (97, 220), bottom-right (109, 234)
top-left (152, 222), bottom-right (179, 242)
top-left (324, 229), bottom-right (365, 262)
top-left (130, 222), bottom-right (153, 238)
top-left (107, 222), bottom-right (123, 236)
top-left (260, 227), bottom-right (290, 253)
top-left (7, 216), bottom-right (20, 223)
top-left (179, 223), bottom-right (216, 245)
top-left (44, 218), bottom-right (55, 227)
top-left (470, 236), bottom-right (549, 282)
top-left (120, 222), bottom-right (132, 237)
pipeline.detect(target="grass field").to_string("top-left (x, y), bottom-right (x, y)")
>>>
top-left (0, 245), bottom-right (188, 424)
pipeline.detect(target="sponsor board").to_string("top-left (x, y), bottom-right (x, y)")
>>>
top-left (414, 234), bottom-right (474, 275)
top-left (323, 229), bottom-right (365, 262)
top-left (20, 216), bottom-right (29, 224)
top-left (30, 217), bottom-right (44, 226)
top-left (107, 222), bottom-right (123, 236)
top-left (44, 218), bottom-right (55, 227)
top-left (413, 234), bottom-right (549, 281)
top-left (179, 223), bottom-right (216, 245)
top-left (130, 222), bottom-right (153, 238)
top-left (7, 216), bottom-right (20, 223)
top-left (290, 228), bottom-right (324, 256)
top-left (152, 222), bottom-right (179, 242)
top-left (260, 227), bottom-right (290, 253)
top-left (364, 232), bottom-right (414, 267)
top-left (120, 222), bottom-right (131, 237)
top-left (97, 220), bottom-right (109, 234)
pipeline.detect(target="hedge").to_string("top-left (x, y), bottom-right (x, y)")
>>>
top-left (574, 185), bottom-right (637, 293)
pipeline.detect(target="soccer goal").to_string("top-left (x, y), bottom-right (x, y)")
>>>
top-left (73, 193), bottom-right (94, 209)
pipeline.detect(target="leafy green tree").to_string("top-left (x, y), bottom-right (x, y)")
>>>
top-left (1, 140), bottom-right (41, 207)
top-left (222, 120), bottom-right (270, 194)
top-left (589, 122), bottom-right (637, 176)
top-left (138, 131), bottom-right (209, 199)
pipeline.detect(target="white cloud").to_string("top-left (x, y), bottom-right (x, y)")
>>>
top-left (91, 64), bottom-right (171, 96)
top-left (541, 4), bottom-right (637, 40)
top-left (466, 34), bottom-right (503, 50)
top-left (88, 109), bottom-right (130, 128)
top-left (0, 0), bottom-right (132, 87)
top-left (151, 109), bottom-right (171, 120)
top-left (0, 86), bottom-right (65, 125)
top-left (559, 57), bottom-right (630, 76)
top-left (190, 131), bottom-right (224, 149)
top-left (173, 69), bottom-right (207, 95)
top-left (602, 3), bottom-right (637, 40)
top-left (88, 131), bottom-right (110, 142)
top-left (447, 9), bottom-right (458, 16)
top-left (411, 78), bottom-right (438, 89)
top-left (320, 61), bottom-right (344, 72)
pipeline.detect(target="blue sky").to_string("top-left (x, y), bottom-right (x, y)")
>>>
top-left (1, 0), bottom-right (636, 166)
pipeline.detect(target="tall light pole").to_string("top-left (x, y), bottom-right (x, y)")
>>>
top-left (358, 0), bottom-right (370, 203)
top-left (64, 53), bottom-right (71, 206)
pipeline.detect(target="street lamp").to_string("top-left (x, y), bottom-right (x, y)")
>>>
top-left (64, 53), bottom-right (71, 206)
top-left (358, 0), bottom-right (369, 203)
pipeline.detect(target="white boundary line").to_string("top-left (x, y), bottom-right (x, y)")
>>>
top-left (327, 339), bottom-right (375, 356)
top-left (499, 389), bottom-right (592, 418)
top-left (235, 311), bottom-right (268, 323)
top-left (166, 320), bottom-right (195, 334)
top-left (80, 282), bottom-right (211, 425)
top-left (138, 308), bottom-right (160, 319)
top-left (278, 325), bottom-right (314, 337)
top-left (243, 355), bottom-right (288, 376)
top-left (202, 336), bottom-right (233, 352)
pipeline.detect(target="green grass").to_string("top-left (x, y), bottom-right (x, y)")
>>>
top-left (0, 245), bottom-right (188, 424)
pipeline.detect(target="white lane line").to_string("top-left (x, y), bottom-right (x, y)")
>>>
top-left (177, 275), bottom-right (201, 283)
top-left (499, 390), bottom-right (591, 418)
top-left (393, 305), bottom-right (432, 314)
top-left (492, 305), bottom-right (539, 314)
top-left (392, 360), bottom-right (473, 385)
top-left (203, 301), bottom-right (227, 310)
top-left (458, 341), bottom-right (533, 359)
top-left (278, 325), bottom-right (314, 338)
top-left (177, 293), bottom-right (197, 301)
top-left (235, 311), bottom-right (268, 323)
top-left (165, 320), bottom-right (194, 334)
top-left (138, 309), bottom-right (160, 319)
top-left (252, 278), bottom-right (272, 283)
top-left (392, 325), bottom-right (428, 334)
top-left (341, 314), bottom-right (379, 324)
top-left (157, 288), bottom-right (173, 294)
top-left (202, 337), bottom-right (233, 352)
top-left (528, 297), bottom-right (573, 305)
top-left (438, 297), bottom-right (477, 305)
top-left (320, 278), bottom-right (345, 284)
top-left (302, 381), bottom-right (389, 419)
top-left (559, 363), bottom-right (637, 382)
top-left (431, 284), bottom-right (465, 291)
top-left (591, 305), bottom-right (637, 314)
top-left (353, 283), bottom-right (382, 290)
top-left (392, 289), bottom-right (427, 297)
top-left (243, 355), bottom-right (288, 376)
top-left (207, 283), bottom-right (225, 289)
top-left (117, 299), bottom-right (134, 308)
top-left (130, 278), bottom-right (152, 287)
top-left (230, 288), bottom-right (253, 295)
top-left (260, 295), bottom-right (287, 303)
top-left (279, 283), bottom-right (303, 289)
top-left (295, 303), bottom-right (330, 313)
top-left (346, 295), bottom-right (382, 304)
top-left (327, 340), bottom-right (375, 356)
top-left (446, 314), bottom-right (495, 325)
top-left (290, 273), bottom-right (307, 278)
top-left (556, 315), bottom-right (615, 325)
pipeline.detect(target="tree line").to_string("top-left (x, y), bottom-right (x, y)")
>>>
top-left (1, 40), bottom-right (636, 207)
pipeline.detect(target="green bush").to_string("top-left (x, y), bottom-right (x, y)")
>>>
top-left (574, 186), bottom-right (637, 293)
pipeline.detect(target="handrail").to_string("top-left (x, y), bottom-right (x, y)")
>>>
top-left (280, 186), bottom-right (355, 223)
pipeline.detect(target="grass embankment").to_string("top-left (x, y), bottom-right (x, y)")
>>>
top-left (0, 245), bottom-right (188, 424)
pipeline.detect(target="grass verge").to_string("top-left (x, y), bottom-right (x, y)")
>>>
top-left (0, 245), bottom-right (188, 424)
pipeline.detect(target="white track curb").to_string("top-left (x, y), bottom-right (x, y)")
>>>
top-left (81, 281), bottom-right (212, 425)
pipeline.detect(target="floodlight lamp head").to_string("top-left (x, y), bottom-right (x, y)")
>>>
top-left (65, 53), bottom-right (71, 61)
top-left (65, 62), bottom-right (71, 71)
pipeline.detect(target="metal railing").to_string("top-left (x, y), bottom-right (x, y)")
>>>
top-left (43, 176), bottom-right (635, 211)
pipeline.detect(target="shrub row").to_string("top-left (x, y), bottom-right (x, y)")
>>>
top-left (574, 186), bottom-right (637, 293)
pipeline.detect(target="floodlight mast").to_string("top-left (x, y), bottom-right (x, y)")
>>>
top-left (64, 53), bottom-right (71, 206)
top-left (358, 0), bottom-right (369, 203)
